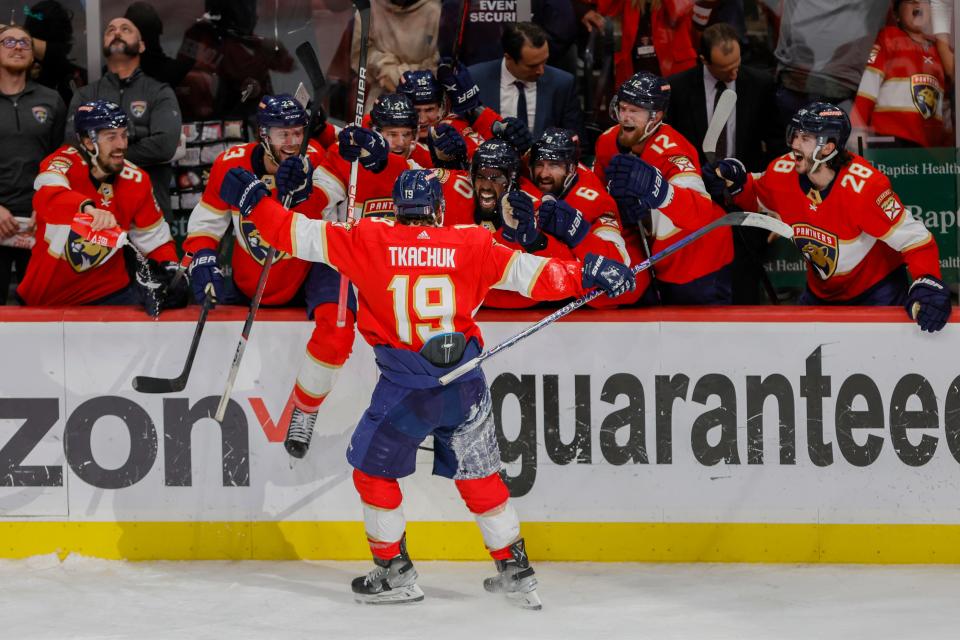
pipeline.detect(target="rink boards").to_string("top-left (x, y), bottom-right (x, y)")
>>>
top-left (2, 306), bottom-right (960, 562)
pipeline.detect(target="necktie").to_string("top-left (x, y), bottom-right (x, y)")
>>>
top-left (514, 80), bottom-right (528, 128)
top-left (714, 80), bottom-right (727, 158)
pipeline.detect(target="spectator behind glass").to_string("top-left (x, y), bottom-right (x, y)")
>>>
top-left (597, 0), bottom-right (698, 88)
top-left (773, 0), bottom-right (889, 124)
top-left (0, 24), bottom-right (66, 305)
top-left (852, 0), bottom-right (948, 149)
top-left (21, 0), bottom-right (87, 106)
top-left (353, 0), bottom-right (441, 111)
top-left (124, 1), bottom-right (192, 88)
top-left (66, 17), bottom-right (182, 219)
top-left (175, 0), bottom-right (293, 122)
top-left (467, 22), bottom-right (582, 138)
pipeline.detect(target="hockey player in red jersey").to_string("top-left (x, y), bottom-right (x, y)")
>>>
top-left (218, 166), bottom-right (635, 609)
top-left (529, 127), bottom-right (638, 306)
top-left (18, 100), bottom-right (187, 310)
top-left (315, 95), bottom-right (424, 222)
top-left (704, 102), bottom-right (951, 332)
top-left (183, 94), bottom-right (356, 457)
top-left (595, 71), bottom-right (733, 304)
top-left (852, 0), bottom-right (948, 148)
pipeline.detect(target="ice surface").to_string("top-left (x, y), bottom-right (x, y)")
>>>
top-left (3, 556), bottom-right (957, 639)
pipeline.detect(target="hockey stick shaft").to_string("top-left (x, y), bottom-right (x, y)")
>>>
top-left (452, 0), bottom-right (471, 64)
top-left (439, 212), bottom-right (793, 386)
top-left (214, 57), bottom-right (326, 421)
top-left (336, 0), bottom-right (372, 328)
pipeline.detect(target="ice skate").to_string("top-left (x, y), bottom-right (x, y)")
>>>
top-left (352, 540), bottom-right (424, 605)
top-left (483, 538), bottom-right (542, 610)
top-left (283, 405), bottom-right (318, 459)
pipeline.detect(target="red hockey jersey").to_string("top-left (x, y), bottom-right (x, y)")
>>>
top-left (183, 141), bottom-right (329, 305)
top-left (246, 201), bottom-right (589, 350)
top-left (19, 145), bottom-right (178, 306)
top-left (853, 26), bottom-right (947, 148)
top-left (734, 153), bottom-right (941, 301)
top-left (594, 123), bottom-right (732, 286)
top-left (314, 143), bottom-right (421, 222)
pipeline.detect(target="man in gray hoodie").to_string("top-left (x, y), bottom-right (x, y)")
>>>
top-left (67, 16), bottom-right (181, 219)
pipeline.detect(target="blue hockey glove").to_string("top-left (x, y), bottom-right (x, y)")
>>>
top-left (582, 253), bottom-right (636, 298)
top-left (437, 58), bottom-right (481, 116)
top-left (338, 125), bottom-right (389, 173)
top-left (188, 248), bottom-right (224, 305)
top-left (538, 196), bottom-right (588, 247)
top-left (220, 167), bottom-right (270, 217)
top-left (500, 190), bottom-right (543, 249)
top-left (906, 275), bottom-right (952, 333)
top-left (427, 123), bottom-right (468, 169)
top-left (606, 153), bottom-right (671, 211)
top-left (493, 117), bottom-right (533, 154)
top-left (702, 157), bottom-right (747, 200)
top-left (275, 156), bottom-right (313, 207)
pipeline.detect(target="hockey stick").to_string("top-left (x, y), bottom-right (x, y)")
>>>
top-left (451, 0), bottom-right (471, 65)
top-left (133, 288), bottom-right (216, 393)
top-left (335, 0), bottom-right (372, 329)
top-left (702, 88), bottom-right (779, 304)
top-left (439, 212), bottom-right (794, 386)
top-left (214, 65), bottom-right (327, 422)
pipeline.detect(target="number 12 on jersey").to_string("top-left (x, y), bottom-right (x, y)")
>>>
top-left (388, 274), bottom-right (456, 344)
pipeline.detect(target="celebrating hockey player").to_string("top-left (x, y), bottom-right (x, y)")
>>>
top-left (217, 166), bottom-right (635, 609)
top-left (183, 94), bottom-right (356, 457)
top-left (396, 70), bottom-right (445, 143)
top-left (595, 71), bottom-right (733, 304)
top-left (17, 100), bottom-right (187, 311)
top-left (704, 102), bottom-right (951, 332)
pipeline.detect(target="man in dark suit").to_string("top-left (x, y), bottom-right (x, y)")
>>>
top-left (666, 23), bottom-right (784, 305)
top-left (467, 22), bottom-right (581, 139)
top-left (667, 23), bottom-right (782, 172)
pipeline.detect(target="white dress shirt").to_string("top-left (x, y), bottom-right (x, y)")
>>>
top-left (500, 58), bottom-right (537, 132)
top-left (703, 66), bottom-right (737, 158)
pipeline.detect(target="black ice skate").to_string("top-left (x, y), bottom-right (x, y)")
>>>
top-left (351, 538), bottom-right (424, 605)
top-left (284, 406), bottom-right (318, 459)
top-left (483, 538), bottom-right (542, 610)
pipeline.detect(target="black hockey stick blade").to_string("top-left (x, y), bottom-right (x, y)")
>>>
top-left (352, 0), bottom-right (371, 12)
top-left (295, 42), bottom-right (326, 97)
top-left (132, 293), bottom-right (215, 394)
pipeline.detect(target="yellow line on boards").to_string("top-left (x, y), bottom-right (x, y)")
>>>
top-left (1, 521), bottom-right (960, 563)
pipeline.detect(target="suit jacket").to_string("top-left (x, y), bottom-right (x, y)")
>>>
top-left (468, 59), bottom-right (582, 139)
top-left (666, 64), bottom-right (784, 172)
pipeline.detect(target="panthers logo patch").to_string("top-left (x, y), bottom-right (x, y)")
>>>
top-left (239, 219), bottom-right (289, 265)
top-left (911, 74), bottom-right (942, 120)
top-left (792, 224), bottom-right (838, 280)
top-left (65, 229), bottom-right (114, 273)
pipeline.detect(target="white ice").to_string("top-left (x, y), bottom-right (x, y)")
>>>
top-left (4, 556), bottom-right (957, 640)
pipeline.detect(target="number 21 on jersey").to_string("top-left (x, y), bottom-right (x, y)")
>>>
top-left (388, 275), bottom-right (456, 344)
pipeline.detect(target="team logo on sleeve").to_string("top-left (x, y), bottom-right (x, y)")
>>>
top-left (32, 106), bottom-right (49, 123)
top-left (792, 224), bottom-right (838, 280)
top-left (867, 45), bottom-right (879, 65)
top-left (48, 158), bottom-right (72, 174)
top-left (238, 219), bottom-right (289, 265)
top-left (668, 155), bottom-right (697, 174)
top-left (875, 189), bottom-right (904, 221)
top-left (65, 231), bottom-right (115, 272)
top-left (911, 75), bottom-right (942, 120)
top-left (130, 101), bottom-right (148, 118)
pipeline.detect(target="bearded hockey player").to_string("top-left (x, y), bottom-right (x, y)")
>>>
top-left (595, 71), bottom-right (733, 304)
top-left (183, 94), bottom-right (356, 457)
top-left (218, 166), bottom-right (635, 609)
top-left (18, 100), bottom-right (187, 310)
top-left (704, 102), bottom-right (951, 332)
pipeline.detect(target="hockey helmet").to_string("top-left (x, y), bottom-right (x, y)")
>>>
top-left (398, 70), bottom-right (444, 106)
top-left (787, 101), bottom-right (851, 173)
top-left (74, 100), bottom-right (128, 141)
top-left (257, 94), bottom-right (308, 132)
top-left (471, 138), bottom-right (520, 185)
top-left (393, 169), bottom-right (445, 226)
top-left (371, 93), bottom-right (418, 130)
